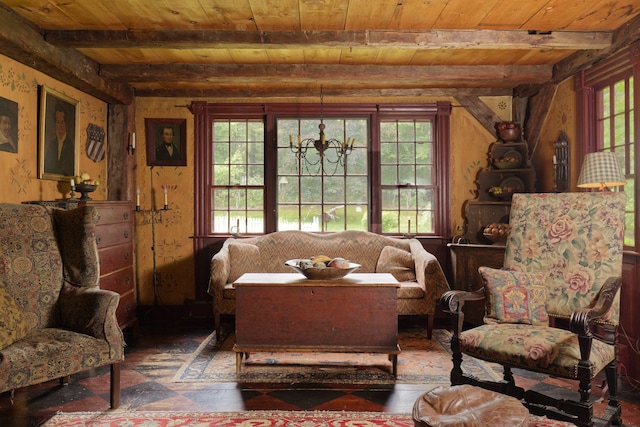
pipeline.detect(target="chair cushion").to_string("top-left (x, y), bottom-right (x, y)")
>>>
top-left (0, 280), bottom-right (30, 350)
top-left (376, 245), bottom-right (416, 282)
top-left (479, 267), bottom-right (548, 326)
top-left (459, 323), bottom-right (616, 379)
top-left (228, 242), bottom-right (261, 282)
top-left (413, 384), bottom-right (529, 427)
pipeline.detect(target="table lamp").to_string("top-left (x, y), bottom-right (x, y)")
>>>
top-left (577, 152), bottom-right (625, 191)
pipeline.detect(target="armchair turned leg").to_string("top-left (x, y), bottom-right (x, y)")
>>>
top-left (110, 363), bottom-right (121, 409)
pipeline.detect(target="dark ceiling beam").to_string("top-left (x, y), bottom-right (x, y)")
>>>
top-left (45, 29), bottom-right (612, 50)
top-left (132, 86), bottom-right (514, 98)
top-left (102, 63), bottom-right (552, 87)
top-left (454, 96), bottom-right (502, 137)
top-left (0, 4), bottom-right (134, 104)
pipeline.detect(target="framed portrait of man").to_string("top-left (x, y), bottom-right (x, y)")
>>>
top-left (38, 85), bottom-right (79, 180)
top-left (145, 118), bottom-right (187, 166)
top-left (0, 96), bottom-right (18, 154)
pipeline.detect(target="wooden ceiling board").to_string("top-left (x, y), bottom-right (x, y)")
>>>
top-left (228, 48), bottom-right (272, 64)
top-left (266, 48), bottom-right (306, 63)
top-left (3, 0), bottom-right (85, 29)
top-left (525, 0), bottom-right (640, 31)
top-left (303, 48), bottom-right (343, 64)
top-left (477, 0), bottom-right (549, 29)
top-left (191, 0), bottom-right (257, 30)
top-left (248, 0), bottom-right (300, 31)
top-left (343, 0), bottom-right (398, 30)
top-left (374, 49), bottom-right (417, 66)
top-left (433, 0), bottom-right (502, 29)
top-left (338, 47), bottom-right (379, 65)
top-left (385, 0), bottom-right (450, 30)
top-left (298, 0), bottom-right (349, 31)
top-left (564, 0), bottom-right (640, 31)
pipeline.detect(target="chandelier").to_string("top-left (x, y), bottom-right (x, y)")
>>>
top-left (289, 86), bottom-right (355, 176)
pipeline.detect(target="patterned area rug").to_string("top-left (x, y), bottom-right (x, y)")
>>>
top-left (172, 328), bottom-right (502, 384)
top-left (42, 410), bottom-right (575, 426)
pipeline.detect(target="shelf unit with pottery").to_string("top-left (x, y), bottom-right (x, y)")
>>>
top-left (462, 141), bottom-right (536, 245)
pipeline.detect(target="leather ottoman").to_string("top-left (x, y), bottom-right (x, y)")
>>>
top-left (413, 384), bottom-right (529, 427)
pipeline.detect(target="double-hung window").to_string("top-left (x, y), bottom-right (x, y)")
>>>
top-left (194, 102), bottom-right (450, 238)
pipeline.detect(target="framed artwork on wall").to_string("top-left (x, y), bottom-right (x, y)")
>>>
top-left (0, 96), bottom-right (18, 153)
top-left (145, 118), bottom-right (187, 166)
top-left (38, 85), bottom-right (79, 180)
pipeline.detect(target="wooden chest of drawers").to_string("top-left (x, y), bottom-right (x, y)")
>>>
top-left (85, 201), bottom-right (137, 330)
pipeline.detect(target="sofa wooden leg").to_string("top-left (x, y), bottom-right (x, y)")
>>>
top-left (60, 375), bottom-right (70, 386)
top-left (427, 314), bottom-right (434, 339)
top-left (215, 314), bottom-right (221, 339)
top-left (110, 363), bottom-right (121, 409)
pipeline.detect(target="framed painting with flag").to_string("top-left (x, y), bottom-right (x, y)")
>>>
top-left (86, 123), bottom-right (105, 162)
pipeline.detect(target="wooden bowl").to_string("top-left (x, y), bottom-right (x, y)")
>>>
top-left (285, 259), bottom-right (360, 280)
top-left (498, 127), bottom-right (521, 142)
top-left (483, 232), bottom-right (508, 243)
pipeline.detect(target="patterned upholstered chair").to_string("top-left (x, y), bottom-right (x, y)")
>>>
top-left (0, 203), bottom-right (124, 408)
top-left (441, 192), bottom-right (625, 427)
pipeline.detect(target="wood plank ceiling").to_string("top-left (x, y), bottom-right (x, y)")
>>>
top-left (1, 0), bottom-right (640, 104)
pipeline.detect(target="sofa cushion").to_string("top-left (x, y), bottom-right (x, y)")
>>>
top-left (397, 281), bottom-right (425, 299)
top-left (228, 242), bottom-right (262, 282)
top-left (376, 246), bottom-right (416, 282)
top-left (479, 267), bottom-right (548, 326)
top-left (0, 279), bottom-right (30, 350)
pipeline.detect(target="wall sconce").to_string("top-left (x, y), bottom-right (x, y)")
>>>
top-left (128, 132), bottom-right (136, 155)
top-left (577, 152), bottom-right (625, 191)
top-left (289, 86), bottom-right (354, 176)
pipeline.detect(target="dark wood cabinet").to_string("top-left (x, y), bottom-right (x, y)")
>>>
top-left (463, 142), bottom-right (536, 244)
top-left (448, 243), bottom-right (505, 325)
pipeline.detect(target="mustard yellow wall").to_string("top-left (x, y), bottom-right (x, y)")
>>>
top-left (134, 99), bottom-right (195, 305)
top-left (0, 55), bottom-right (107, 203)
top-left (530, 78), bottom-right (578, 192)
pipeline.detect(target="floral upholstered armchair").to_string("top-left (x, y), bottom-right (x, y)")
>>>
top-left (441, 192), bottom-right (625, 427)
top-left (0, 204), bottom-right (124, 408)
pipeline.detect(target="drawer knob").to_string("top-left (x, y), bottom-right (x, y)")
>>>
top-left (124, 231), bottom-right (129, 239)
top-left (123, 213), bottom-right (129, 220)
top-left (125, 304), bottom-right (131, 312)
top-left (125, 276), bottom-right (131, 284)
top-left (96, 236), bottom-right (101, 244)
top-left (124, 252), bottom-right (129, 260)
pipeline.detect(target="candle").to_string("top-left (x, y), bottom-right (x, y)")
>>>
top-left (553, 155), bottom-right (557, 165)
top-left (289, 135), bottom-right (293, 147)
top-left (163, 186), bottom-right (168, 207)
top-left (135, 187), bottom-right (140, 209)
top-left (70, 179), bottom-right (75, 189)
top-left (408, 218), bottom-right (411, 234)
top-left (132, 132), bottom-right (136, 149)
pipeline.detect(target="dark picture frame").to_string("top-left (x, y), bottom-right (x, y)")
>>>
top-left (0, 96), bottom-right (18, 154)
top-left (145, 118), bottom-right (187, 166)
top-left (38, 85), bottom-right (79, 180)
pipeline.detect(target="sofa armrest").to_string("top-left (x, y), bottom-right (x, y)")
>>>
top-left (409, 239), bottom-right (451, 306)
top-left (570, 276), bottom-right (621, 342)
top-left (58, 283), bottom-right (124, 359)
top-left (208, 244), bottom-right (231, 299)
